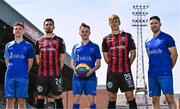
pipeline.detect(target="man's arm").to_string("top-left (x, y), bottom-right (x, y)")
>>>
top-left (103, 52), bottom-right (109, 64)
top-left (70, 59), bottom-right (76, 72)
top-left (35, 55), bottom-right (40, 65)
top-left (70, 59), bottom-right (79, 77)
top-left (60, 53), bottom-right (66, 70)
top-left (129, 49), bottom-right (136, 66)
top-left (168, 46), bottom-right (178, 68)
top-left (28, 58), bottom-right (33, 71)
top-left (5, 59), bottom-right (9, 66)
top-left (86, 59), bottom-right (101, 77)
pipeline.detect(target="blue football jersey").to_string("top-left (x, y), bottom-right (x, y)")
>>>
top-left (4, 40), bottom-right (34, 79)
top-left (145, 32), bottom-right (175, 77)
top-left (71, 41), bottom-right (101, 78)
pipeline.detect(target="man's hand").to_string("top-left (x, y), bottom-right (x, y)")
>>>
top-left (86, 70), bottom-right (93, 77)
top-left (74, 70), bottom-right (79, 77)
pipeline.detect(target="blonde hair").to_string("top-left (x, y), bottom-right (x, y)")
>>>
top-left (108, 14), bottom-right (120, 23)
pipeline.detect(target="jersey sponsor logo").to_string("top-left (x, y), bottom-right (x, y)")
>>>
top-left (107, 81), bottom-right (113, 88)
top-left (37, 85), bottom-right (43, 92)
top-left (76, 55), bottom-right (92, 62)
top-left (79, 56), bottom-right (92, 61)
top-left (110, 45), bottom-right (126, 50)
top-left (147, 48), bottom-right (162, 55)
top-left (40, 47), bottom-right (56, 52)
top-left (75, 48), bottom-right (93, 62)
top-left (10, 54), bottom-right (25, 59)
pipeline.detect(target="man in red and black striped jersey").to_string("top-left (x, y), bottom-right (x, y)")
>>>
top-left (102, 14), bottom-right (137, 109)
top-left (35, 18), bottom-right (66, 109)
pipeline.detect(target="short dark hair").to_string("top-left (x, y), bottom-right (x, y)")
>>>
top-left (44, 18), bottom-right (54, 24)
top-left (79, 23), bottom-right (90, 30)
top-left (14, 22), bottom-right (24, 29)
top-left (149, 16), bottom-right (161, 22)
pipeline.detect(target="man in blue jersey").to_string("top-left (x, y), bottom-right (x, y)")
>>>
top-left (71, 23), bottom-right (101, 109)
top-left (145, 16), bottom-right (178, 109)
top-left (4, 22), bottom-right (34, 109)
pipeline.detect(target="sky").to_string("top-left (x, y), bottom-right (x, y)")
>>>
top-left (5, 0), bottom-right (180, 93)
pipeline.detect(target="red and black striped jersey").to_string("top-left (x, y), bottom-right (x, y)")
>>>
top-left (35, 35), bottom-right (66, 77)
top-left (102, 32), bottom-right (136, 73)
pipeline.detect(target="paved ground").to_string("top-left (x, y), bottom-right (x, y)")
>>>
top-left (117, 105), bottom-right (168, 109)
top-left (0, 103), bottom-right (169, 109)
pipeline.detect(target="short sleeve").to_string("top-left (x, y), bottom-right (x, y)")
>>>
top-left (59, 38), bottom-right (66, 54)
top-left (95, 45), bottom-right (101, 59)
top-left (71, 45), bottom-right (76, 60)
top-left (102, 37), bottom-right (108, 52)
top-left (166, 35), bottom-right (175, 48)
top-left (27, 44), bottom-right (34, 58)
top-left (4, 44), bottom-right (10, 59)
top-left (128, 33), bottom-right (136, 50)
top-left (35, 41), bottom-right (40, 55)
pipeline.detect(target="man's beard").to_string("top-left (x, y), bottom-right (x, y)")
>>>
top-left (152, 28), bottom-right (159, 33)
top-left (46, 30), bottom-right (53, 33)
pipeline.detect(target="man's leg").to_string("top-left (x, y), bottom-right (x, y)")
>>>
top-left (37, 95), bottom-right (46, 109)
top-left (73, 94), bottom-right (81, 109)
top-left (87, 95), bottom-right (96, 109)
top-left (165, 94), bottom-right (177, 109)
top-left (6, 98), bottom-right (15, 109)
top-left (106, 73), bottom-right (120, 109)
top-left (16, 78), bottom-right (29, 109)
top-left (72, 76), bottom-right (84, 109)
top-left (54, 95), bottom-right (63, 109)
top-left (36, 77), bottom-right (48, 109)
top-left (160, 76), bottom-right (176, 109)
top-left (148, 76), bottom-right (161, 109)
top-left (152, 96), bottom-right (160, 109)
top-left (50, 76), bottom-right (64, 109)
top-left (27, 73), bottom-right (36, 106)
top-left (5, 78), bottom-right (15, 109)
top-left (108, 91), bottom-right (117, 109)
top-left (17, 98), bottom-right (26, 109)
top-left (85, 77), bottom-right (97, 109)
top-left (121, 72), bottom-right (137, 109)
top-left (125, 91), bottom-right (137, 109)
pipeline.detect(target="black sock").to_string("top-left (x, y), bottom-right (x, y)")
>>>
top-left (128, 99), bottom-right (137, 109)
top-left (108, 101), bottom-right (116, 109)
top-left (55, 98), bottom-right (63, 109)
top-left (37, 99), bottom-right (45, 109)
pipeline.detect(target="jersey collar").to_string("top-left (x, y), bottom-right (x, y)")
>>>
top-left (81, 40), bottom-right (91, 46)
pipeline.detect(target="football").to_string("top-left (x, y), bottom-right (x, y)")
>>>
top-left (75, 63), bottom-right (91, 78)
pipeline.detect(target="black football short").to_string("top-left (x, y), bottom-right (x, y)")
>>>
top-left (36, 75), bottom-right (63, 96)
top-left (106, 72), bottom-right (135, 93)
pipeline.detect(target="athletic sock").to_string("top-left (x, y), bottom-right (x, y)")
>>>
top-left (73, 103), bottom-right (80, 109)
top-left (37, 99), bottom-right (45, 109)
top-left (55, 98), bottom-right (63, 109)
top-left (128, 99), bottom-right (137, 109)
top-left (108, 101), bottom-right (116, 109)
